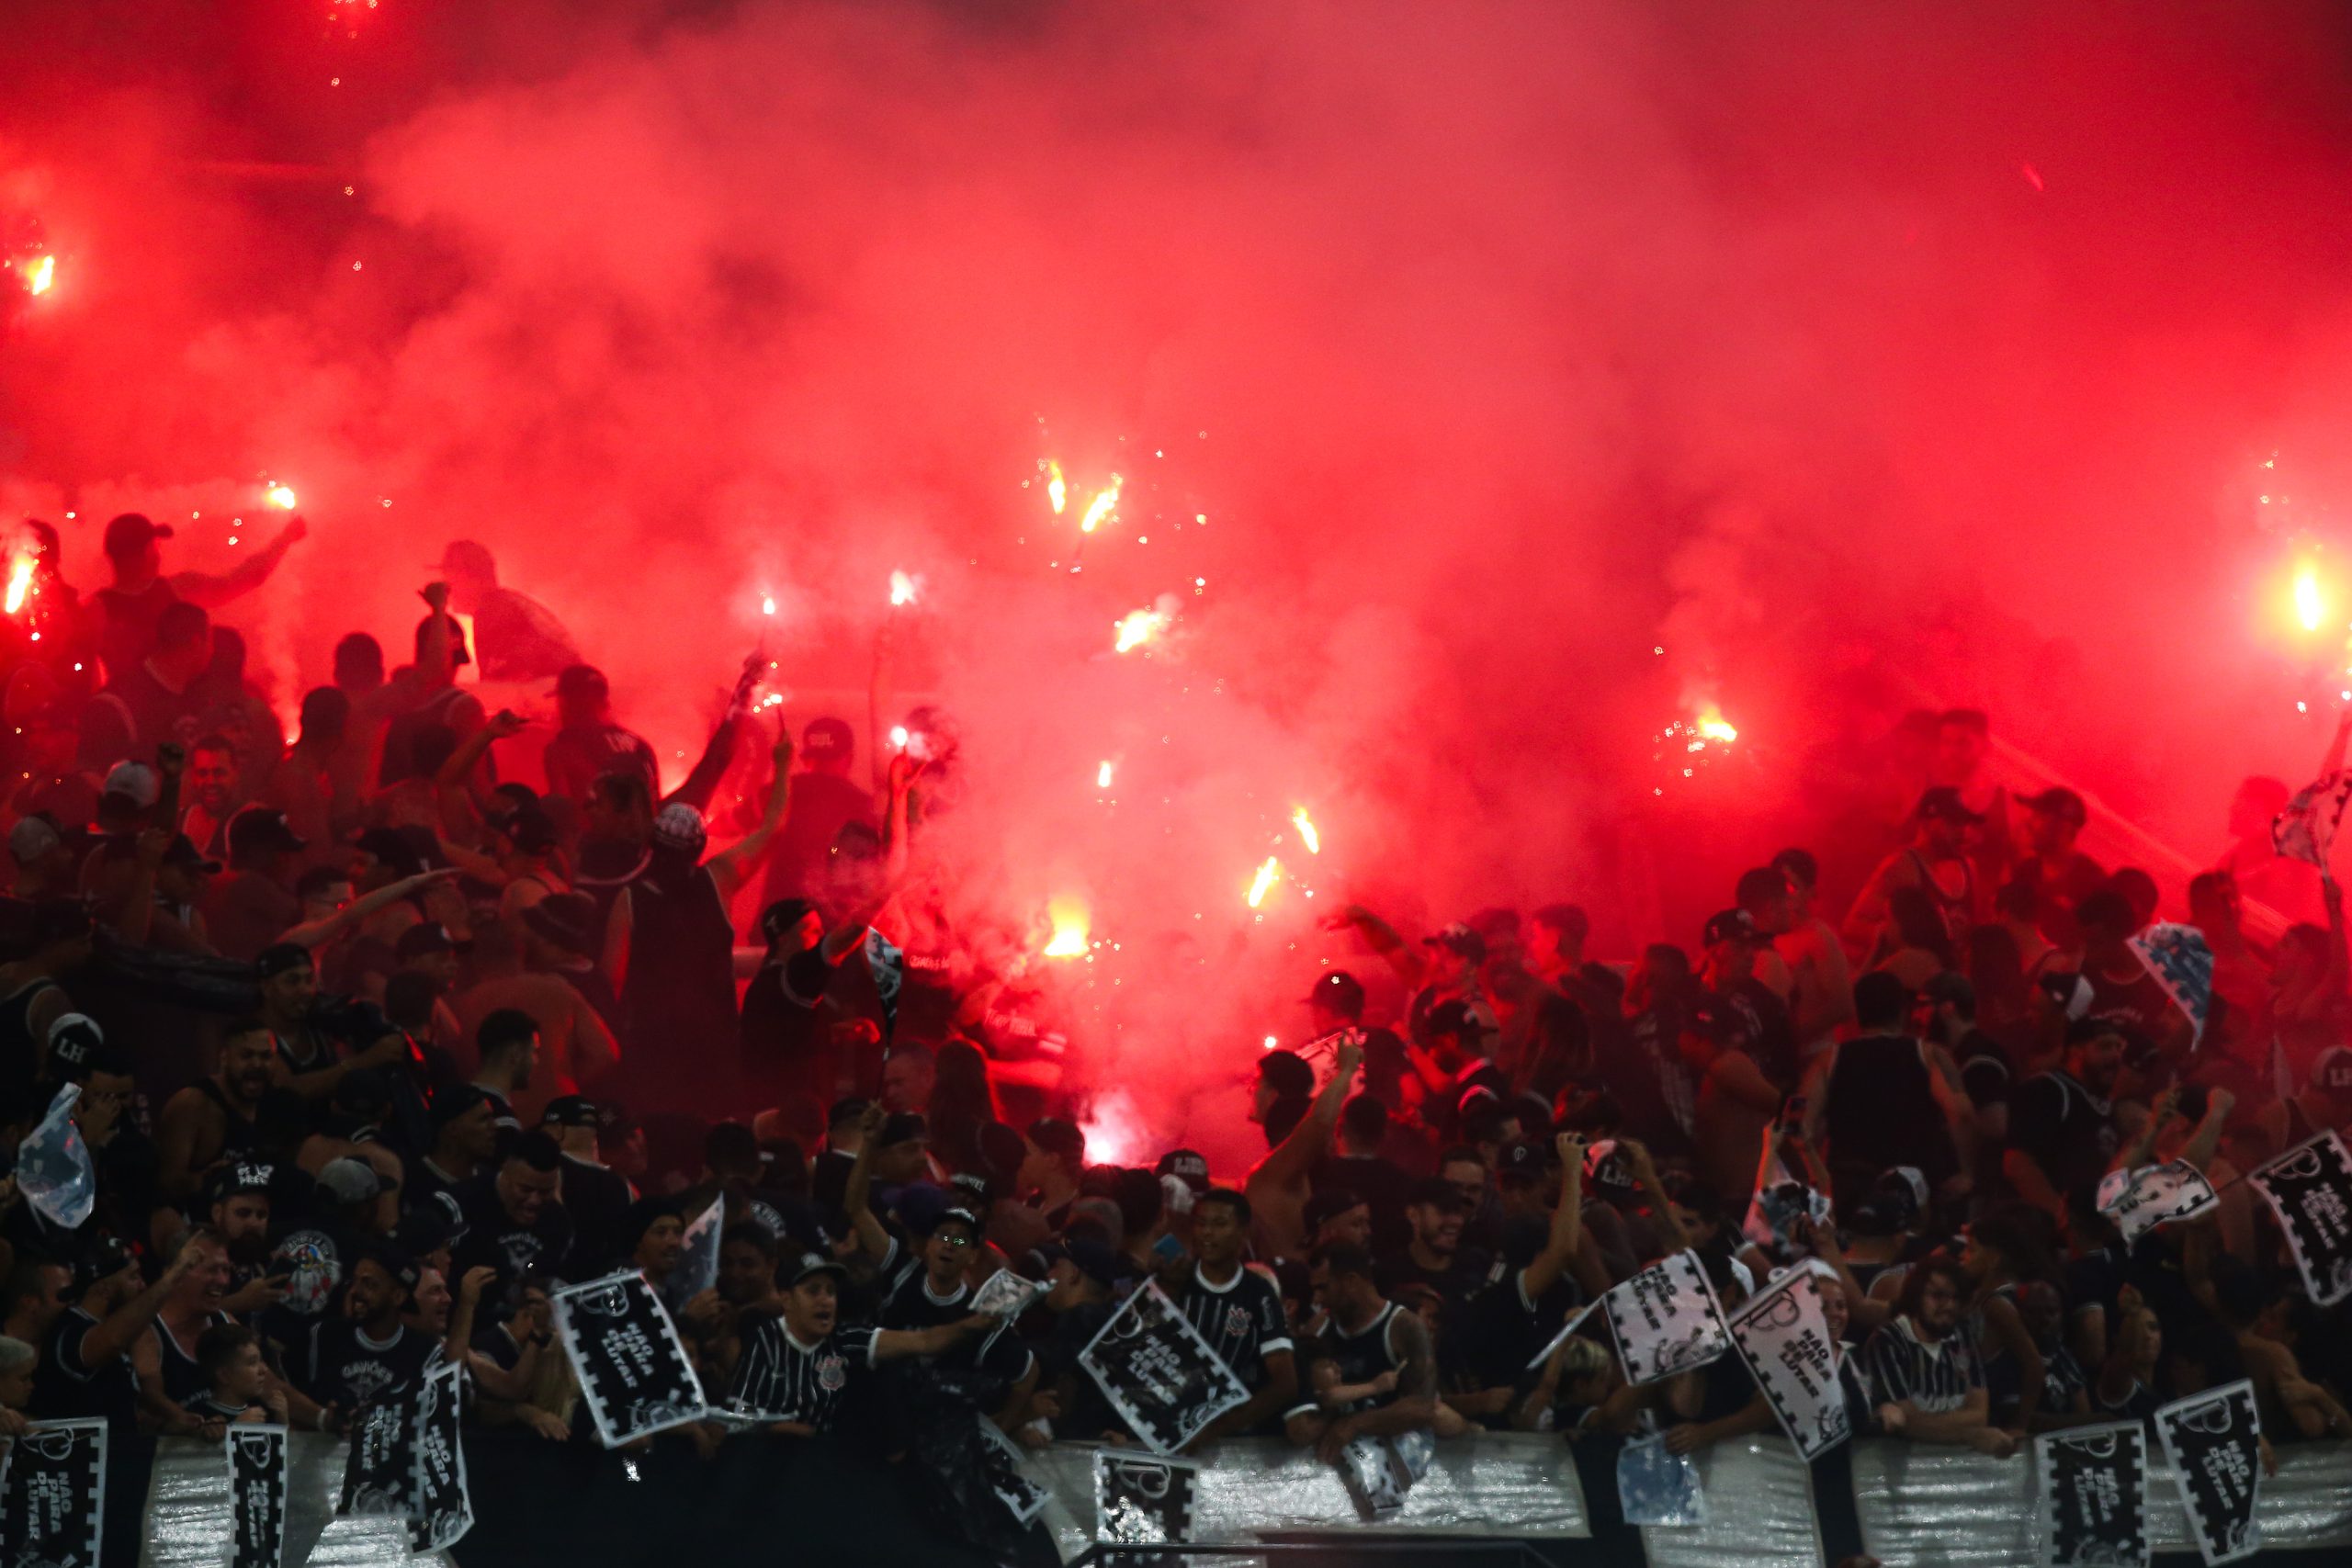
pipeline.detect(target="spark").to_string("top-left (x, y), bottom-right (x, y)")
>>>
top-left (1291, 807), bottom-right (1320, 854)
top-left (1097, 760), bottom-right (1114, 789)
top-left (1080, 475), bottom-right (1123, 535)
top-left (888, 570), bottom-right (920, 607)
top-left (1046, 460), bottom-right (1068, 515)
top-left (2295, 566), bottom-right (2325, 632)
top-left (1262, 1035), bottom-right (1279, 1050)
top-left (3, 558), bottom-right (32, 615)
top-left (889, 725), bottom-right (910, 750)
top-left (1113, 594), bottom-right (1177, 654)
top-left (20, 255), bottom-right (53, 296)
top-left (1246, 856), bottom-right (1282, 908)
top-left (1043, 900), bottom-right (1091, 958)
top-left (265, 485), bottom-right (298, 510)
top-left (1695, 705), bottom-right (1738, 743)
top-left (761, 593), bottom-right (775, 616)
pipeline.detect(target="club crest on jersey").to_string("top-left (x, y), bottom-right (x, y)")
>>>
top-left (1226, 1305), bottom-right (1252, 1341)
top-left (817, 1353), bottom-right (846, 1392)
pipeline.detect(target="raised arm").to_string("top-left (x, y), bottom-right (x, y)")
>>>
top-left (279, 868), bottom-right (459, 951)
top-left (1318, 904), bottom-right (1428, 990)
top-left (873, 1313), bottom-right (992, 1363)
top-left (1621, 1138), bottom-right (1690, 1255)
top-left (82, 1250), bottom-right (195, 1369)
top-left (707, 726), bottom-right (795, 904)
top-left (1519, 1134), bottom-right (1589, 1303)
top-left (170, 516), bottom-right (306, 608)
top-left (841, 1104), bottom-right (892, 1262)
top-left (1255, 1040), bottom-right (1363, 1191)
top-left (666, 659), bottom-right (761, 813)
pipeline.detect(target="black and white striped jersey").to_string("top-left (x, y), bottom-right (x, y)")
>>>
top-left (1174, 1263), bottom-right (1291, 1391)
top-left (724, 1316), bottom-right (879, 1433)
top-left (1861, 1315), bottom-right (1983, 1416)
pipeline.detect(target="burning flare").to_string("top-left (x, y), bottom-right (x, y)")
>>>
top-left (4, 557), bottom-right (33, 615)
top-left (1080, 475), bottom-right (1123, 535)
top-left (1046, 460), bottom-right (1068, 516)
top-left (1246, 856), bottom-right (1282, 908)
top-left (761, 593), bottom-right (776, 616)
top-left (265, 484), bottom-right (298, 510)
top-left (2295, 566), bottom-right (2326, 632)
top-left (1291, 807), bottom-right (1320, 854)
top-left (1113, 593), bottom-right (1177, 654)
top-left (1096, 760), bottom-right (1114, 789)
top-left (20, 256), bottom-right (53, 297)
top-left (888, 570), bottom-right (920, 607)
top-left (889, 725), bottom-right (910, 750)
top-left (1043, 900), bottom-right (1091, 958)
top-left (1694, 705), bottom-right (1738, 743)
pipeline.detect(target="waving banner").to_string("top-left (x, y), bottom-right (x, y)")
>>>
top-left (2245, 1132), bottom-right (2352, 1306)
top-left (2036, 1421), bottom-right (2148, 1568)
top-left (1603, 1250), bottom-right (1729, 1385)
top-left (2096, 1160), bottom-right (2220, 1244)
top-left (553, 1269), bottom-right (709, 1448)
top-left (0, 1418), bottom-right (107, 1568)
top-left (2154, 1380), bottom-right (2264, 1566)
top-left (2271, 770), bottom-right (2352, 868)
top-left (1727, 1269), bottom-right (1850, 1460)
top-left (409, 1359), bottom-right (474, 1551)
top-left (228, 1424), bottom-right (289, 1568)
top-left (1078, 1281), bottom-right (1250, 1455)
top-left (2125, 923), bottom-right (2213, 1046)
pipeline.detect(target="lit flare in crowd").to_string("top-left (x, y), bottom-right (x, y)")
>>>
top-left (3, 557), bottom-right (32, 615)
top-left (1046, 460), bottom-right (1068, 515)
top-left (2295, 565), bottom-right (2325, 632)
top-left (1077, 1089), bottom-right (1145, 1167)
top-left (1113, 593), bottom-right (1176, 653)
top-left (889, 724), bottom-right (910, 750)
top-left (1080, 474), bottom-right (1123, 535)
top-left (265, 484), bottom-right (298, 510)
top-left (1290, 807), bottom-right (1320, 854)
top-left (19, 255), bottom-right (53, 296)
top-left (1097, 760), bottom-right (1114, 789)
top-left (1695, 705), bottom-right (1738, 743)
top-left (1043, 900), bottom-right (1090, 958)
top-left (1246, 856), bottom-right (1282, 908)
top-left (761, 592), bottom-right (776, 616)
top-left (889, 570), bottom-right (920, 606)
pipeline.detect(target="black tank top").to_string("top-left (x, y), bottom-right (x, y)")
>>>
top-left (1824, 1034), bottom-right (1949, 1181)
top-left (621, 861), bottom-right (739, 1109)
top-left (195, 1077), bottom-right (260, 1156)
top-left (1322, 1302), bottom-right (1403, 1414)
top-left (153, 1311), bottom-right (232, 1404)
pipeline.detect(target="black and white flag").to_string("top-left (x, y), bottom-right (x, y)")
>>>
top-left (1603, 1250), bottom-right (1730, 1385)
top-left (976, 1419), bottom-right (1050, 1528)
top-left (1078, 1280), bottom-right (1250, 1455)
top-left (2272, 769), bottom-right (2352, 869)
top-left (2245, 1132), bottom-right (2352, 1307)
top-left (553, 1269), bottom-right (709, 1448)
top-left (2036, 1421), bottom-right (2148, 1568)
top-left (2154, 1380), bottom-right (2264, 1566)
top-left (665, 1197), bottom-right (725, 1314)
top-left (2096, 1160), bottom-right (2221, 1244)
top-left (338, 1391), bottom-right (419, 1519)
top-left (409, 1359), bottom-right (473, 1552)
top-left (1726, 1269), bottom-right (1849, 1460)
top-left (1093, 1451), bottom-right (1198, 1567)
top-left (1338, 1428), bottom-right (1435, 1521)
top-left (0, 1418), bottom-right (106, 1568)
top-left (971, 1268), bottom-right (1047, 1359)
top-left (227, 1424), bottom-right (289, 1568)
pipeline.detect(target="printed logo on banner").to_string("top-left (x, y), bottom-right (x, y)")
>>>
top-left (2126, 923), bottom-right (2213, 1045)
top-left (2245, 1132), bottom-right (2352, 1307)
top-left (552, 1269), bottom-right (710, 1448)
top-left (1093, 1450), bottom-right (1200, 1568)
top-left (1726, 1270), bottom-right (1850, 1461)
top-left (1338, 1428), bottom-right (1435, 1521)
top-left (2154, 1380), bottom-right (2264, 1566)
top-left (976, 1419), bottom-right (1052, 1528)
top-left (338, 1393), bottom-right (419, 1519)
top-left (2271, 770), bottom-right (2352, 868)
top-left (1602, 1250), bottom-right (1730, 1385)
top-left (969, 1268), bottom-right (1047, 1360)
top-left (0, 1418), bottom-right (107, 1568)
top-left (2096, 1160), bottom-right (2221, 1244)
top-left (409, 1359), bottom-right (473, 1552)
top-left (2036, 1421), bottom-right (2149, 1568)
top-left (228, 1424), bottom-right (289, 1568)
top-left (1077, 1281), bottom-right (1250, 1455)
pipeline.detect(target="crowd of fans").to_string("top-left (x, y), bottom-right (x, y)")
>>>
top-left (0, 516), bottom-right (2345, 1563)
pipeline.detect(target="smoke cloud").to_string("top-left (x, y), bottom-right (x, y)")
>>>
top-left (8, 0), bottom-right (2352, 1161)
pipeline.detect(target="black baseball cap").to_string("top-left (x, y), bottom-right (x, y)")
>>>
top-left (928, 1206), bottom-right (983, 1239)
top-left (501, 805), bottom-right (559, 855)
top-left (204, 1159), bottom-right (277, 1206)
top-left (225, 806), bottom-right (306, 860)
top-left (254, 942), bottom-right (314, 980)
top-left (1306, 971), bottom-right (1366, 1014)
top-left (2018, 786), bottom-right (2087, 829)
top-left (760, 898), bottom-right (820, 942)
top-left (801, 717), bottom-right (854, 759)
top-left (1303, 1189), bottom-right (1364, 1232)
top-left (790, 1251), bottom-right (848, 1286)
top-left (102, 513), bottom-right (172, 559)
top-left (1037, 1235), bottom-right (1117, 1289)
top-left (1495, 1138), bottom-right (1550, 1182)
top-left (1916, 786), bottom-right (1984, 824)
top-left (1421, 924), bottom-right (1487, 964)
top-left (542, 1095), bottom-right (601, 1129)
top-left (553, 665), bottom-right (609, 702)
top-left (1426, 999), bottom-right (1494, 1042)
top-left (1702, 908), bottom-right (1757, 948)
top-left (1155, 1148), bottom-right (1210, 1196)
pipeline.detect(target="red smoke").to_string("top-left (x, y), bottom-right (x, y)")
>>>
top-left (8, 1), bottom-right (2352, 1162)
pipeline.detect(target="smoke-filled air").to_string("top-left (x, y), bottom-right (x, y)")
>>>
top-left (9, 0), bottom-right (2352, 1166)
